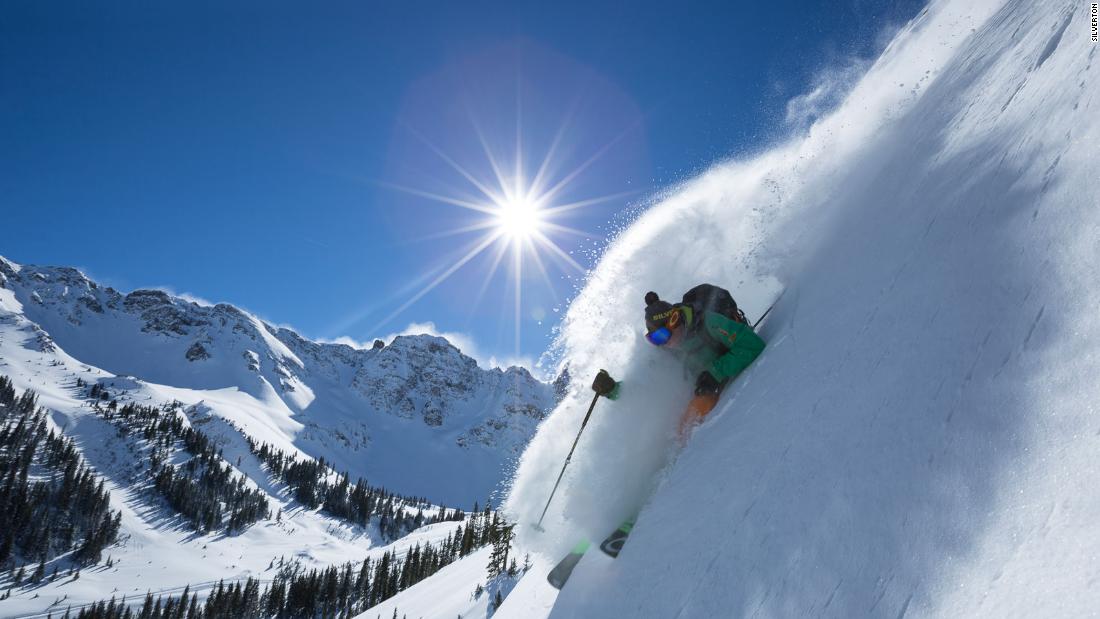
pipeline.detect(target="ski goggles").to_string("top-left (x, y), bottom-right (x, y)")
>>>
top-left (646, 326), bottom-right (672, 346)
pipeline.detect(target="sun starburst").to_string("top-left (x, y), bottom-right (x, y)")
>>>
top-left (374, 119), bottom-right (636, 356)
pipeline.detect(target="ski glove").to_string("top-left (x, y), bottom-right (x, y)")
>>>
top-left (591, 369), bottom-right (620, 400)
top-left (694, 371), bottom-right (721, 397)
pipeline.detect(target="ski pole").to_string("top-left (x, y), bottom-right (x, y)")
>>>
top-left (753, 292), bottom-right (785, 329)
top-left (534, 370), bottom-right (614, 531)
top-left (752, 304), bottom-right (775, 329)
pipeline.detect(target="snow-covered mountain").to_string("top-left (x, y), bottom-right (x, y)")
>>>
top-left (0, 255), bottom-right (559, 617)
top-left (0, 256), bottom-right (557, 507)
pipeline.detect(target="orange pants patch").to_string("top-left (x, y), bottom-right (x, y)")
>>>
top-left (678, 393), bottom-right (719, 440)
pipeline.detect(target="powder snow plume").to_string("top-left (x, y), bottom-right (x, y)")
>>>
top-left (504, 0), bottom-right (1100, 615)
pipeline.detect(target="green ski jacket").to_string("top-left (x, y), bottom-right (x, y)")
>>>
top-left (676, 306), bottom-right (766, 384)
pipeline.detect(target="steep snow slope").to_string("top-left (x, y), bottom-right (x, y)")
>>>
top-left (353, 550), bottom-right (556, 619)
top-left (355, 548), bottom-right (495, 619)
top-left (0, 259), bottom-right (556, 505)
top-left (505, 0), bottom-right (1100, 616)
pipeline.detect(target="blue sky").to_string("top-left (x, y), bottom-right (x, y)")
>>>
top-left (1, 0), bottom-right (924, 372)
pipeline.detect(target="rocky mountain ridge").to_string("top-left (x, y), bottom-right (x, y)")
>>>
top-left (0, 255), bottom-right (558, 504)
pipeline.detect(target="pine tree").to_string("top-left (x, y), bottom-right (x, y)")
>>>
top-left (480, 502), bottom-right (493, 546)
top-left (32, 559), bottom-right (45, 583)
top-left (485, 519), bottom-right (515, 579)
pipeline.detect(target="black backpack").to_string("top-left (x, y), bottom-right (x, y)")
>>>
top-left (681, 283), bottom-right (748, 326)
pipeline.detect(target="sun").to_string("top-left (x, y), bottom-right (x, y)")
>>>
top-left (494, 195), bottom-right (544, 241)
top-left (372, 117), bottom-right (638, 355)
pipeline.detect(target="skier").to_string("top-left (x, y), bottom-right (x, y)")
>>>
top-left (545, 289), bottom-right (768, 586)
top-left (639, 284), bottom-right (766, 436)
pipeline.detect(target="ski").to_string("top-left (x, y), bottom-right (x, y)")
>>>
top-left (547, 519), bottom-right (638, 589)
top-left (547, 539), bottom-right (590, 589)
top-left (598, 519), bottom-right (634, 558)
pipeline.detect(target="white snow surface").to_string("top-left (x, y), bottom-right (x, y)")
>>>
top-left (503, 0), bottom-right (1100, 617)
top-left (355, 548), bottom-right (495, 619)
top-left (352, 550), bottom-right (555, 619)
